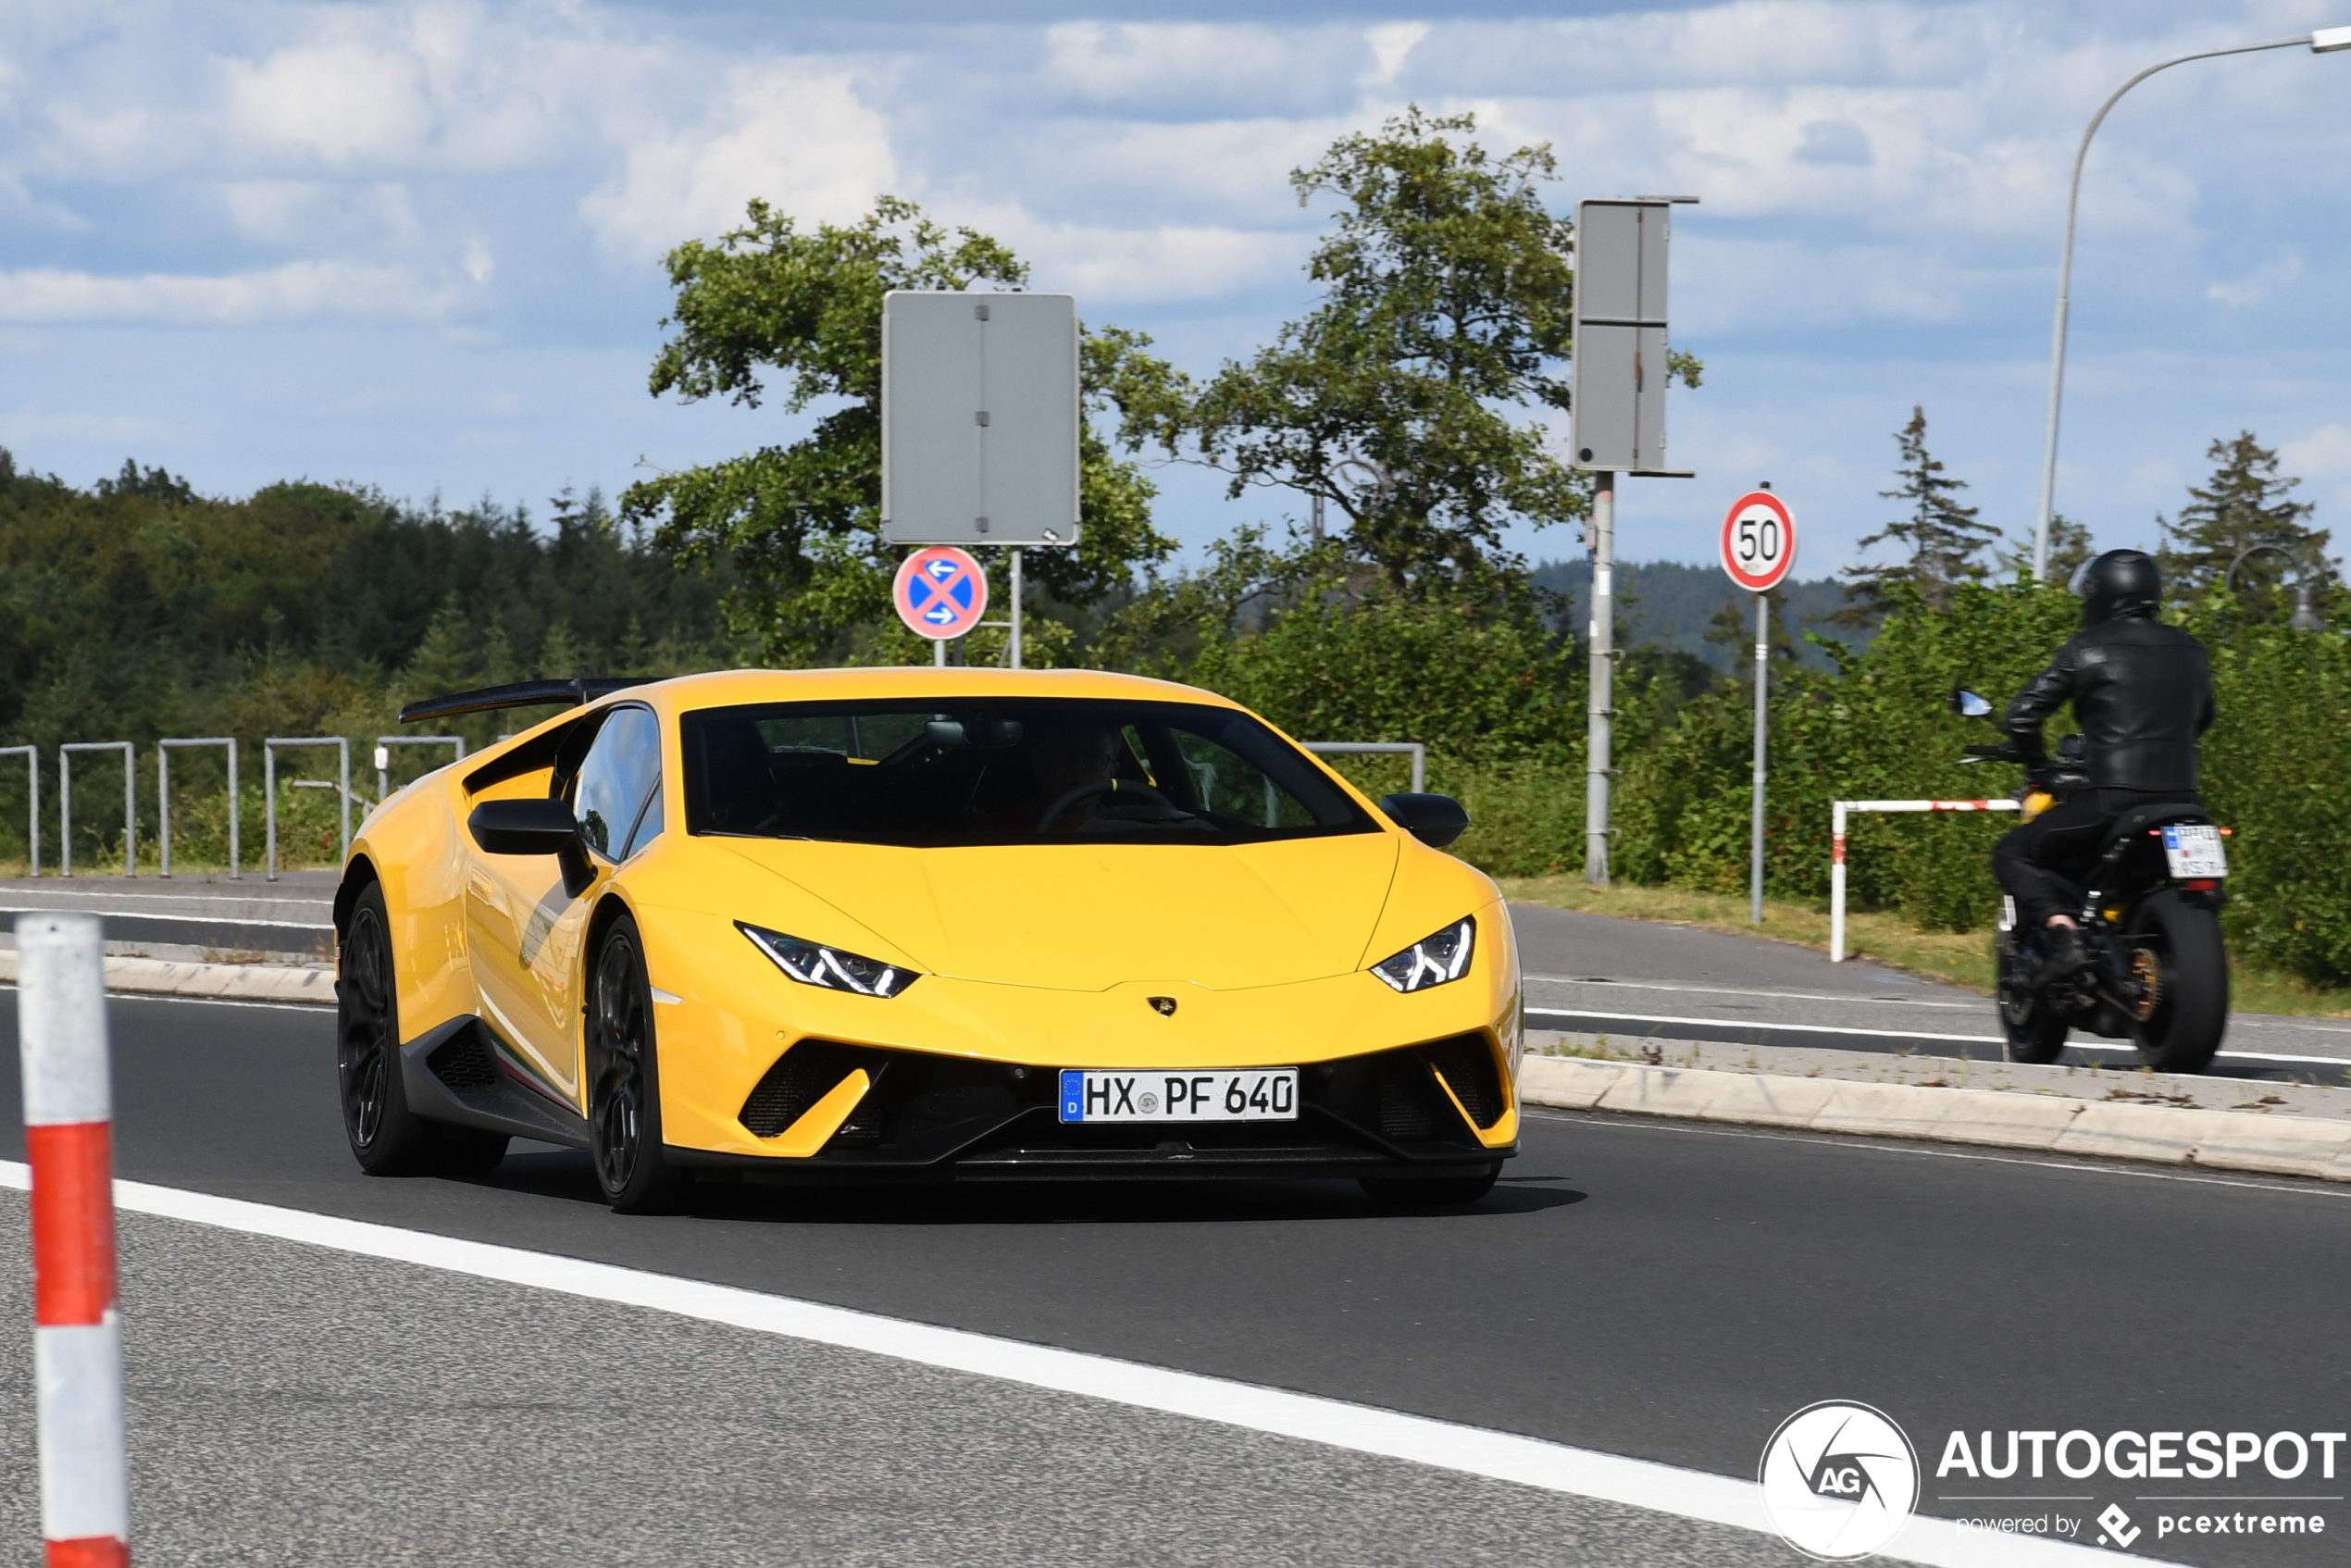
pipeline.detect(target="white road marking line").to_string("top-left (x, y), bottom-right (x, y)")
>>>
top-left (1525, 975), bottom-right (1983, 1011)
top-left (0, 1164), bottom-right (2158, 1567)
top-left (0, 985), bottom-right (331, 1014)
top-left (1524, 1006), bottom-right (2351, 1067)
top-left (1527, 974), bottom-right (2351, 1039)
top-left (1529, 1108), bottom-right (2351, 1201)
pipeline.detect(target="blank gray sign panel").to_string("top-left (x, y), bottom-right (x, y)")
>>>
top-left (1570, 202), bottom-right (1674, 475)
top-left (882, 292), bottom-right (1080, 547)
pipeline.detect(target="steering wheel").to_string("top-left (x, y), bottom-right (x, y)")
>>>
top-left (1036, 778), bottom-right (1185, 832)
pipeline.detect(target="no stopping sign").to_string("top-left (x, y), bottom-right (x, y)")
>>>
top-left (1722, 491), bottom-right (1797, 593)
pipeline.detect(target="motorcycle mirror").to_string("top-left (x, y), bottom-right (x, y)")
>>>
top-left (1950, 688), bottom-right (1994, 719)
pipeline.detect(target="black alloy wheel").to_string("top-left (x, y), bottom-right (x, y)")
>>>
top-left (587, 914), bottom-right (688, 1213)
top-left (1995, 927), bottom-right (2068, 1064)
top-left (337, 882), bottom-right (506, 1177)
top-left (2125, 890), bottom-right (2229, 1074)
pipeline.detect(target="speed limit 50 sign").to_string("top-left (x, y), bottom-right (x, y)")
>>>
top-left (1721, 490), bottom-right (1797, 593)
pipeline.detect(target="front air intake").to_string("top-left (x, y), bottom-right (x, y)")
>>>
top-left (740, 1040), bottom-right (890, 1139)
top-left (1421, 1035), bottom-right (1504, 1129)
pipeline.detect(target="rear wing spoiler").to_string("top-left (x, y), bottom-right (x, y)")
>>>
top-left (398, 677), bottom-right (651, 726)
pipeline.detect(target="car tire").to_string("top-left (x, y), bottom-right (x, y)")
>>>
top-left (337, 882), bottom-right (508, 1178)
top-left (1359, 1167), bottom-right (1499, 1208)
top-left (587, 913), bottom-right (690, 1213)
top-left (2127, 890), bottom-right (2228, 1075)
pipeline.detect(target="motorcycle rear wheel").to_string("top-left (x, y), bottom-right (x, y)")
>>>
top-left (1995, 928), bottom-right (2068, 1064)
top-left (2125, 890), bottom-right (2228, 1074)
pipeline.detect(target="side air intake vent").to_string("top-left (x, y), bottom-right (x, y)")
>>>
top-left (1422, 1035), bottom-right (1503, 1129)
top-left (740, 1040), bottom-right (889, 1139)
top-left (427, 1027), bottom-right (499, 1089)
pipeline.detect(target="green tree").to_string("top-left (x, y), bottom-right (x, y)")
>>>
top-left (1174, 107), bottom-right (1698, 601)
top-left (1837, 406), bottom-right (2000, 624)
top-left (2004, 513), bottom-right (2096, 585)
top-left (618, 196), bottom-right (1179, 666)
top-left (2158, 432), bottom-right (2327, 617)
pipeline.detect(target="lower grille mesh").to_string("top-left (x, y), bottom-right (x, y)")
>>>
top-left (426, 1027), bottom-right (498, 1089)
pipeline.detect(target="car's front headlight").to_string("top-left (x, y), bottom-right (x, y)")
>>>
top-left (1370, 915), bottom-right (1475, 992)
top-left (738, 922), bottom-right (919, 998)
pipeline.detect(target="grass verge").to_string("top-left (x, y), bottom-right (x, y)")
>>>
top-left (1495, 874), bottom-right (2351, 1019)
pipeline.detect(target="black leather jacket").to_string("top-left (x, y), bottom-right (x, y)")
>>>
top-left (2004, 614), bottom-right (2216, 792)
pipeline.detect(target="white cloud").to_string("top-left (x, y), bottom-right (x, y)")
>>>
top-left (1362, 22), bottom-right (1429, 88)
top-left (2208, 251), bottom-right (2302, 307)
top-left (2281, 423), bottom-right (2351, 479)
top-left (224, 38), bottom-right (436, 167)
top-left (0, 260), bottom-right (464, 324)
top-left (1018, 221), bottom-right (1303, 304)
top-left (578, 61), bottom-right (898, 261)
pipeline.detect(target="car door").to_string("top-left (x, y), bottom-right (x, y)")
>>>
top-left (528, 704), bottom-right (666, 1090)
top-left (464, 705), bottom-right (664, 1108)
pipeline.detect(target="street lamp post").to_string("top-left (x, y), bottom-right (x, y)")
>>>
top-left (2031, 25), bottom-right (2351, 581)
top-left (2227, 543), bottom-right (2329, 632)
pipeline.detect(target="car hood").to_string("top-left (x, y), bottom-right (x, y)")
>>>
top-left (713, 833), bottom-right (1400, 991)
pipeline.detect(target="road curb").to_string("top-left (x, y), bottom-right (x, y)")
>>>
top-left (1517, 1054), bottom-right (2351, 1183)
top-left (0, 951), bottom-right (337, 1005)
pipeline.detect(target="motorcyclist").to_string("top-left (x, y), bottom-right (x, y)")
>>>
top-left (1990, 549), bottom-right (2216, 979)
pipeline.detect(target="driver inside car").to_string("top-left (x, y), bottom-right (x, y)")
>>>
top-left (995, 717), bottom-right (1129, 831)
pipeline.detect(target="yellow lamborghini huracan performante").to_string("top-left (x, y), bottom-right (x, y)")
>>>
top-left (333, 668), bottom-right (1521, 1212)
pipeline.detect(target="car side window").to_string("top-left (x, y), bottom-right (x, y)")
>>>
top-left (573, 705), bottom-right (663, 862)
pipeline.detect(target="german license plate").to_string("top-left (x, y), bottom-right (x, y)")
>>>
top-left (2162, 824), bottom-right (2228, 878)
top-left (1058, 1068), bottom-right (1299, 1124)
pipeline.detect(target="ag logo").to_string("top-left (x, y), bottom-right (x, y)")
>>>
top-left (1759, 1400), bottom-right (1920, 1561)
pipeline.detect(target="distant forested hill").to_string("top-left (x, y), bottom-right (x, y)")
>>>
top-left (1532, 557), bottom-right (1865, 669)
top-left (0, 450), bottom-right (733, 753)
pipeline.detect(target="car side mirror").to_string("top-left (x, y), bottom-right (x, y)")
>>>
top-left (1950, 688), bottom-right (1994, 719)
top-left (1379, 792), bottom-right (1471, 850)
top-left (470, 798), bottom-right (597, 897)
top-left (468, 798), bottom-right (579, 856)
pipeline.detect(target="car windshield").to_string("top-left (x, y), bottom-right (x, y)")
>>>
top-left (680, 698), bottom-right (1376, 847)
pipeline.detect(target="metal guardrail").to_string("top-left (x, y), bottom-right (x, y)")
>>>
top-left (264, 737), bottom-right (350, 881)
top-left (157, 738), bottom-right (239, 880)
top-left (375, 735), bottom-right (466, 805)
top-left (1302, 740), bottom-right (1427, 795)
top-left (59, 742), bottom-right (135, 878)
top-left (0, 745), bottom-right (37, 877)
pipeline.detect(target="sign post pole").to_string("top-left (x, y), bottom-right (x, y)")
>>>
top-left (1568, 195), bottom-right (1698, 882)
top-left (1584, 472), bottom-right (1615, 885)
top-left (1009, 548), bottom-right (1024, 671)
top-left (1750, 589), bottom-right (1769, 925)
top-left (1719, 485), bottom-right (1798, 925)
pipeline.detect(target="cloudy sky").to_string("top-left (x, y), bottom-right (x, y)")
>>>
top-left (3, 0), bottom-right (2347, 575)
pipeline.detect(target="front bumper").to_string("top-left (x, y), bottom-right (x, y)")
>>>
top-left (666, 1033), bottom-right (1517, 1184)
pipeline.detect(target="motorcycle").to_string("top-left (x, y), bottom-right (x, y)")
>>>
top-left (1951, 689), bottom-right (2232, 1073)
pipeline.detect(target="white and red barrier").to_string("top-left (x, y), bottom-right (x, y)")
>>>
top-left (1830, 799), bottom-right (2019, 962)
top-left (19, 913), bottom-right (131, 1567)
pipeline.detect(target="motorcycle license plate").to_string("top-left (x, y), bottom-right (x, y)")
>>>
top-left (1058, 1068), bottom-right (1298, 1123)
top-left (2161, 824), bottom-right (2227, 878)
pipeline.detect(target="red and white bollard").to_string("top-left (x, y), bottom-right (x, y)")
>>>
top-left (19, 913), bottom-right (131, 1567)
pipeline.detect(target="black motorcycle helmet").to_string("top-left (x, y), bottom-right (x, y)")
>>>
top-left (2075, 549), bottom-right (2161, 627)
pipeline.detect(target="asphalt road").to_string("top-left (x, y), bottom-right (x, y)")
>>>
top-left (1510, 903), bottom-right (2351, 1086)
top-left (2, 987), bottom-right (2347, 1565)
